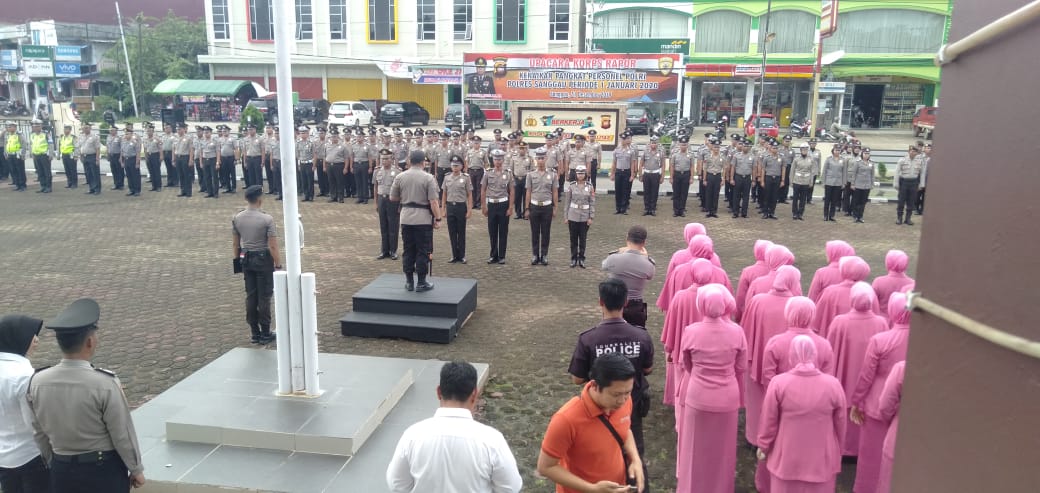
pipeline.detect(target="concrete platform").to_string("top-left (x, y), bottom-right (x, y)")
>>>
top-left (133, 348), bottom-right (489, 493)
top-left (341, 274), bottom-right (478, 344)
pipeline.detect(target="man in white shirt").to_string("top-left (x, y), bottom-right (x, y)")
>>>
top-left (0, 314), bottom-right (50, 493)
top-left (386, 360), bottom-right (522, 493)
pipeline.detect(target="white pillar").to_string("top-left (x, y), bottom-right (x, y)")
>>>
top-left (301, 273), bottom-right (321, 395)
top-left (273, 271), bottom-right (292, 394)
top-left (744, 79), bottom-right (756, 122)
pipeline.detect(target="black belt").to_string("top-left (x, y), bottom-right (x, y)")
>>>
top-left (243, 249), bottom-right (269, 256)
top-left (52, 450), bottom-right (118, 464)
top-left (447, 201), bottom-right (466, 206)
top-left (707, 172), bottom-right (722, 176)
top-left (736, 173), bottom-right (752, 178)
top-left (402, 202), bottom-right (431, 210)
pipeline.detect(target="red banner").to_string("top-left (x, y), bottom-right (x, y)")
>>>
top-left (462, 53), bottom-right (681, 103)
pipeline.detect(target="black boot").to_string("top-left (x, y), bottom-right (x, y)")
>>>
top-left (896, 213), bottom-right (903, 225)
top-left (904, 211), bottom-right (914, 226)
top-left (250, 326), bottom-right (262, 344)
top-left (570, 257), bottom-right (578, 268)
top-left (259, 329), bottom-right (276, 344)
top-left (578, 257), bottom-right (586, 269)
top-left (415, 277), bottom-right (434, 292)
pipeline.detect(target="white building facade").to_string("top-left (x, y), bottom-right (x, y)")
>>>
top-left (199, 0), bottom-right (582, 117)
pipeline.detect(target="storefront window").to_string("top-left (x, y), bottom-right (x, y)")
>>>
top-left (701, 82), bottom-right (746, 123)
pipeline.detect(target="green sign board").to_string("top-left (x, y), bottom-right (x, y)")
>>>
top-left (593, 38), bottom-right (691, 56)
top-left (21, 45), bottom-right (51, 59)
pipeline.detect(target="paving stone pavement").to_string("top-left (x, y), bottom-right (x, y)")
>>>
top-left (0, 177), bottom-right (920, 492)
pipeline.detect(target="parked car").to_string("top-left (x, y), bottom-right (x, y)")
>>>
top-left (745, 114), bottom-right (780, 138)
top-left (327, 101), bottom-right (375, 127)
top-left (912, 106), bottom-right (937, 139)
top-left (295, 99), bottom-right (330, 124)
top-left (444, 103), bottom-right (486, 129)
top-left (379, 101), bottom-right (430, 126)
top-left (625, 107), bottom-right (656, 135)
top-left (246, 97), bottom-right (280, 124)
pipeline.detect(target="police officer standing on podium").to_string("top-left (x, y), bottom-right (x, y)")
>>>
top-left (391, 150), bottom-right (442, 292)
top-left (233, 185), bottom-right (282, 344)
top-left (27, 298), bottom-right (147, 492)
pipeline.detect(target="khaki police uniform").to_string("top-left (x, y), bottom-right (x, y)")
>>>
top-left (373, 161), bottom-right (401, 258)
top-left (563, 176), bottom-right (595, 266)
top-left (77, 130), bottom-right (102, 194)
top-left (481, 161), bottom-right (514, 263)
top-left (441, 164), bottom-right (472, 262)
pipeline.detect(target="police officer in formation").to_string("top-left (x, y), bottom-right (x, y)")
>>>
top-left (482, 149), bottom-right (514, 264)
top-left (161, 123), bottom-right (178, 189)
top-left (374, 148), bottom-right (401, 260)
top-left (198, 125), bottom-right (219, 198)
top-left (77, 123), bottom-right (102, 195)
top-left (609, 131), bottom-right (635, 215)
top-left (233, 185), bottom-right (281, 343)
top-left (217, 124), bottom-right (239, 193)
top-left (840, 141), bottom-right (861, 214)
top-left (755, 140), bottom-right (786, 219)
top-left (27, 298), bottom-right (147, 492)
top-left (637, 135), bottom-right (665, 216)
top-left (821, 145), bottom-right (846, 221)
top-left (466, 136), bottom-right (487, 206)
top-left (441, 155), bottom-right (472, 263)
top-left (510, 142), bottom-right (533, 219)
top-left (325, 128), bottom-right (348, 203)
top-left (789, 142), bottom-right (815, 220)
top-left (296, 125), bottom-right (316, 202)
top-left (586, 129), bottom-right (602, 190)
top-left (142, 123), bottom-right (163, 192)
top-left (776, 135), bottom-right (794, 204)
top-left (241, 124), bottom-right (264, 189)
top-left (313, 127), bottom-right (329, 196)
top-left (525, 146), bottom-right (557, 265)
top-left (699, 137), bottom-right (727, 218)
top-left (265, 126), bottom-right (282, 200)
top-left (172, 123), bottom-right (195, 197)
top-left (120, 124), bottom-right (143, 197)
top-left (806, 137), bottom-right (822, 204)
top-left (193, 125), bottom-right (207, 195)
top-left (57, 124), bottom-right (77, 189)
top-left (29, 120), bottom-right (52, 194)
top-left (895, 143), bottom-right (925, 226)
top-left (667, 135), bottom-right (695, 217)
top-left (352, 129), bottom-right (373, 203)
top-left (850, 147), bottom-right (876, 223)
top-left (104, 125), bottom-right (123, 192)
top-left (391, 150), bottom-right (442, 292)
top-left (726, 137), bottom-right (756, 218)
top-left (3, 121), bottom-right (29, 191)
top-left (917, 143), bottom-right (931, 215)
top-left (563, 164), bottom-right (595, 268)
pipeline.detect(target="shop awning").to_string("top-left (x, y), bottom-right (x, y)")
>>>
top-left (152, 79), bottom-right (254, 96)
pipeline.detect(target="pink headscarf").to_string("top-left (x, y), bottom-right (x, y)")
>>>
top-left (771, 265), bottom-right (801, 294)
top-left (785, 296), bottom-right (816, 329)
top-left (766, 244), bottom-right (795, 271)
top-left (850, 281), bottom-right (876, 312)
top-left (696, 284), bottom-right (729, 319)
top-left (825, 240), bottom-right (855, 265)
top-left (691, 258), bottom-right (714, 285)
top-left (788, 334), bottom-right (818, 372)
top-left (888, 292), bottom-right (912, 325)
top-left (885, 250), bottom-right (910, 274)
top-left (684, 223), bottom-right (707, 243)
top-left (754, 239), bottom-right (774, 264)
top-left (689, 235), bottom-right (715, 260)
top-left (839, 256), bottom-right (871, 282)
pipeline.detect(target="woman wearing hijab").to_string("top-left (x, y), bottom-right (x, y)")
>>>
top-left (872, 250), bottom-right (914, 317)
top-left (746, 245), bottom-right (800, 303)
top-left (661, 259), bottom-right (715, 408)
top-left (665, 223), bottom-right (708, 280)
top-left (877, 360), bottom-right (906, 493)
top-left (735, 239), bottom-right (774, 322)
top-left (689, 235), bottom-right (730, 290)
top-left (812, 256), bottom-right (878, 338)
top-left (676, 285), bottom-right (747, 493)
top-left (657, 235), bottom-right (728, 313)
top-left (826, 282), bottom-right (888, 456)
top-left (807, 240), bottom-right (856, 302)
top-left (850, 292), bottom-right (912, 493)
top-left (0, 314), bottom-right (50, 493)
top-left (757, 335), bottom-right (846, 493)
top-left (741, 265), bottom-right (801, 450)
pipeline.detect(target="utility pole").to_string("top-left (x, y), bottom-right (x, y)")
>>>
top-left (114, 2), bottom-right (139, 118)
top-left (754, 0), bottom-right (773, 138)
top-left (137, 15), bottom-right (143, 118)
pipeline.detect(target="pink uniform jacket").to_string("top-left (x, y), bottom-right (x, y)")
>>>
top-left (735, 239), bottom-right (774, 322)
top-left (678, 285), bottom-right (748, 413)
top-left (746, 245), bottom-right (800, 303)
top-left (660, 259), bottom-right (714, 407)
top-left (812, 256), bottom-right (877, 337)
top-left (808, 240), bottom-right (856, 302)
top-left (877, 361), bottom-right (906, 493)
top-left (850, 293), bottom-right (911, 419)
top-left (871, 250), bottom-right (914, 318)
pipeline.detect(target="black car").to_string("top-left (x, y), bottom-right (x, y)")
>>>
top-left (625, 107), bottom-right (656, 135)
top-left (379, 102), bottom-right (430, 126)
top-left (444, 103), bottom-right (486, 129)
top-left (295, 99), bottom-right (329, 124)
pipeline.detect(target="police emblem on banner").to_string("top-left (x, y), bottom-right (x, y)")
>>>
top-left (658, 57), bottom-right (674, 76)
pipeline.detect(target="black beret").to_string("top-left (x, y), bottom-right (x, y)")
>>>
top-left (245, 184), bottom-right (264, 199)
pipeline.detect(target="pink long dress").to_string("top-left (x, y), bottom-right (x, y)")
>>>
top-left (812, 256), bottom-right (877, 338)
top-left (657, 259), bottom-right (696, 312)
top-left (664, 223), bottom-right (707, 283)
top-left (826, 282), bottom-right (888, 456)
top-left (660, 259), bottom-right (714, 407)
top-left (871, 250), bottom-right (914, 318)
top-left (808, 240), bottom-right (856, 302)
top-left (758, 336), bottom-right (846, 493)
top-left (746, 245), bottom-right (800, 303)
top-left (734, 239), bottom-right (774, 322)
top-left (740, 265), bottom-right (801, 446)
top-left (676, 286), bottom-right (747, 493)
top-left (876, 361), bottom-right (906, 493)
top-left (850, 293), bottom-right (911, 493)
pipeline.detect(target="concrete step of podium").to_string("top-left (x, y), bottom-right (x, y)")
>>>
top-left (340, 311), bottom-right (460, 344)
top-left (350, 274), bottom-right (477, 320)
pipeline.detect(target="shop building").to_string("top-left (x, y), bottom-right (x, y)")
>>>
top-left (199, 0), bottom-right (582, 120)
top-left (681, 0), bottom-right (950, 129)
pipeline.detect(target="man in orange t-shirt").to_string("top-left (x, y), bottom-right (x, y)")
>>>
top-left (537, 353), bottom-right (645, 493)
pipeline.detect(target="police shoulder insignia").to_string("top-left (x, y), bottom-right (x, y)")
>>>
top-left (95, 368), bottom-right (117, 377)
top-left (607, 249), bottom-right (619, 256)
top-left (648, 256), bottom-right (657, 265)
top-left (33, 365), bottom-right (52, 374)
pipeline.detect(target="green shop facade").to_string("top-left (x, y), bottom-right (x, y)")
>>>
top-left (592, 0), bottom-right (951, 129)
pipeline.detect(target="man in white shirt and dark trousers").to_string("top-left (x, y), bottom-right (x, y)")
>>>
top-left (0, 314), bottom-right (51, 493)
top-left (386, 360), bottom-right (522, 493)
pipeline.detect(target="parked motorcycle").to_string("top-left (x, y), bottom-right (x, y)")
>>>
top-left (788, 117), bottom-right (811, 139)
top-left (816, 125), bottom-right (838, 142)
top-left (0, 100), bottom-right (30, 117)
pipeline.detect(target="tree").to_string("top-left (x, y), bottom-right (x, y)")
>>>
top-left (240, 106), bottom-right (266, 134)
top-left (101, 10), bottom-right (208, 115)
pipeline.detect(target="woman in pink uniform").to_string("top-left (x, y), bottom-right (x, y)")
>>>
top-left (665, 223), bottom-right (708, 281)
top-left (740, 265), bottom-right (801, 449)
top-left (689, 235), bottom-right (730, 290)
top-left (826, 282), bottom-right (888, 456)
top-left (757, 335), bottom-right (846, 493)
top-left (877, 360), bottom-right (905, 493)
top-left (735, 239), bottom-right (774, 322)
top-left (746, 245), bottom-right (799, 302)
top-left (871, 250), bottom-right (914, 318)
top-left (661, 259), bottom-right (714, 407)
top-left (676, 285), bottom-right (747, 493)
top-left (812, 256), bottom-right (878, 338)
top-left (850, 292), bottom-right (912, 493)
top-left (808, 240), bottom-right (856, 302)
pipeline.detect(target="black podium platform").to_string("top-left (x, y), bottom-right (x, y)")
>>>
top-left (340, 274), bottom-right (477, 344)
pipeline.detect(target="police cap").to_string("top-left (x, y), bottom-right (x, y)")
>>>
top-left (575, 165), bottom-right (587, 172)
top-left (450, 155), bottom-right (463, 165)
top-left (808, 138), bottom-right (818, 143)
top-left (329, 128), bottom-right (339, 135)
top-left (534, 147), bottom-right (547, 157)
top-left (64, 124), bottom-right (73, 129)
top-left (491, 149), bottom-right (506, 158)
top-left (493, 128), bottom-right (502, 134)
top-left (415, 129), bottom-right (425, 136)
top-left (862, 147), bottom-right (872, 153)
top-left (783, 134), bottom-right (792, 141)
top-left (678, 136), bottom-right (689, 143)
top-left (403, 129), bottom-right (413, 136)
top-left (708, 138), bottom-right (720, 145)
top-left (30, 119), bottom-right (42, 126)
top-left (731, 133), bottom-right (741, 140)
top-left (379, 148), bottom-right (393, 156)
top-left (574, 134), bottom-right (586, 141)
top-left (46, 298), bottom-right (100, 335)
top-left (317, 127), bottom-right (327, 133)
top-left (799, 142), bottom-right (809, 149)
top-left (588, 129), bottom-right (597, 136)
top-left (649, 135), bottom-right (659, 142)
top-left (4, 121), bottom-right (16, 127)
top-left (368, 129), bottom-right (377, 135)
top-left (474, 57), bottom-right (488, 67)
top-left (244, 184), bottom-right (264, 200)
top-left (518, 142), bottom-right (528, 148)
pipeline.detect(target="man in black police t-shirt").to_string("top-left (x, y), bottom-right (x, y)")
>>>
top-left (568, 278), bottom-right (655, 492)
